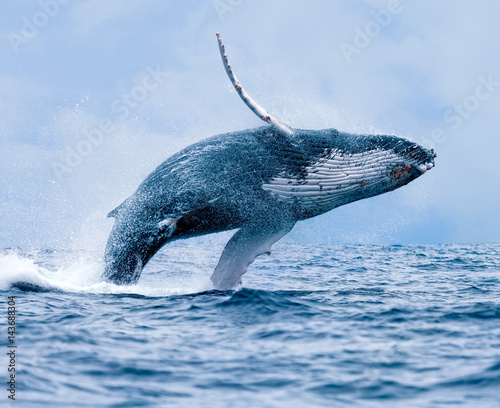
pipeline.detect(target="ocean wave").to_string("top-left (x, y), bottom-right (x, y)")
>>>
top-left (0, 249), bottom-right (209, 297)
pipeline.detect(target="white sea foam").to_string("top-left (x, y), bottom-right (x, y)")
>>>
top-left (0, 247), bottom-right (214, 297)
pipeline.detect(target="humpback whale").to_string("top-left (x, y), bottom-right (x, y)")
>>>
top-left (103, 34), bottom-right (435, 289)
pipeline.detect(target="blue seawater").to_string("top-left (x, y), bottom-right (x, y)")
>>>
top-left (1, 243), bottom-right (499, 407)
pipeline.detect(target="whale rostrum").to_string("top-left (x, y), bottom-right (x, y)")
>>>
top-left (103, 34), bottom-right (435, 289)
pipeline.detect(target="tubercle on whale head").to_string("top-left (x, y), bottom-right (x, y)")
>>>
top-left (417, 148), bottom-right (437, 174)
top-left (386, 138), bottom-right (436, 188)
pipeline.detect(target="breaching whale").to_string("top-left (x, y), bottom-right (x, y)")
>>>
top-left (103, 33), bottom-right (435, 289)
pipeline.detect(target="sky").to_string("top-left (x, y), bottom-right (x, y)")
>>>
top-left (1, 0), bottom-right (499, 251)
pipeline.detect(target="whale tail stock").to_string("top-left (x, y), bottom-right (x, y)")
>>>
top-left (103, 226), bottom-right (155, 285)
top-left (103, 215), bottom-right (296, 288)
top-left (103, 212), bottom-right (181, 285)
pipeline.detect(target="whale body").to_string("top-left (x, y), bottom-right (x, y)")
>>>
top-left (104, 33), bottom-right (436, 289)
top-left (104, 126), bottom-right (435, 289)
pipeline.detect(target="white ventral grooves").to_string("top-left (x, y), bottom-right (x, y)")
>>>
top-left (263, 149), bottom-right (403, 211)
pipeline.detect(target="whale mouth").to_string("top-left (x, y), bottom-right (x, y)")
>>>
top-left (396, 142), bottom-right (436, 178)
top-left (417, 162), bottom-right (435, 174)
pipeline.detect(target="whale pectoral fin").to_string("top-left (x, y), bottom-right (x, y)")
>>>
top-left (216, 33), bottom-right (293, 136)
top-left (210, 221), bottom-right (296, 290)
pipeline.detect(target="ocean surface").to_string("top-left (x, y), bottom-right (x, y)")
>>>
top-left (1, 242), bottom-right (499, 407)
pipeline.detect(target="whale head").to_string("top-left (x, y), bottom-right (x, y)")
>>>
top-left (263, 130), bottom-right (436, 218)
top-left (322, 132), bottom-right (436, 209)
top-left (375, 135), bottom-right (436, 189)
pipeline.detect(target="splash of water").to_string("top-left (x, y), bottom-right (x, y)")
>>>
top-left (0, 247), bottom-right (213, 297)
